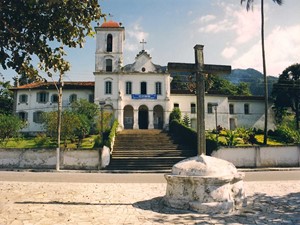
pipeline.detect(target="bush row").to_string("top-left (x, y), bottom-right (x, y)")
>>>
top-left (169, 120), bottom-right (218, 155)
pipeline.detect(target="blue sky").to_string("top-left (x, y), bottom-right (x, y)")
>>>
top-left (1, 0), bottom-right (300, 82)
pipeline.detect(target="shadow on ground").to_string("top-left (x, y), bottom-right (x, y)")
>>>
top-left (133, 192), bottom-right (300, 224)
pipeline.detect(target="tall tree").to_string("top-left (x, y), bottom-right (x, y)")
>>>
top-left (241, 0), bottom-right (282, 145)
top-left (0, 0), bottom-right (104, 79)
top-left (273, 63), bottom-right (300, 129)
top-left (1, 0), bottom-right (105, 170)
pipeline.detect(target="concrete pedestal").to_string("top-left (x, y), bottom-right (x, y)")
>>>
top-left (164, 155), bottom-right (246, 214)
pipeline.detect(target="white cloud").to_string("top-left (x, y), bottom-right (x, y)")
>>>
top-left (232, 25), bottom-right (300, 75)
top-left (125, 22), bottom-right (149, 52)
top-left (222, 47), bottom-right (237, 59)
top-left (232, 7), bottom-right (261, 44)
top-left (199, 15), bottom-right (216, 23)
top-left (196, 4), bottom-right (261, 44)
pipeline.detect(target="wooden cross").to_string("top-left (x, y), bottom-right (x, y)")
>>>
top-left (140, 39), bottom-right (147, 51)
top-left (168, 45), bottom-right (231, 156)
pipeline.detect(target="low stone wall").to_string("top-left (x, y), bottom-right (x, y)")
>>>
top-left (1, 146), bottom-right (299, 170)
top-left (0, 148), bottom-right (100, 170)
top-left (212, 145), bottom-right (300, 168)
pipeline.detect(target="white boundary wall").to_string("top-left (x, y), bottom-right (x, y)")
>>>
top-left (1, 146), bottom-right (299, 169)
top-left (212, 145), bottom-right (300, 167)
top-left (0, 149), bottom-right (101, 170)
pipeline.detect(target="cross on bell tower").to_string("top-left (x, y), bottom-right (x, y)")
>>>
top-left (140, 39), bottom-right (147, 51)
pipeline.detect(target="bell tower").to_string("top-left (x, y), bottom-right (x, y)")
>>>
top-left (95, 21), bottom-right (125, 73)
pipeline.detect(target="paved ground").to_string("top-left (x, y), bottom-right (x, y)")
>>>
top-left (0, 178), bottom-right (299, 225)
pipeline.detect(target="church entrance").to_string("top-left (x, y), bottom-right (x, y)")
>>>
top-left (123, 105), bottom-right (133, 129)
top-left (138, 105), bottom-right (148, 129)
top-left (153, 105), bottom-right (164, 129)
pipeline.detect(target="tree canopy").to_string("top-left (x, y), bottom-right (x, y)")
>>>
top-left (272, 63), bottom-right (300, 129)
top-left (0, 74), bottom-right (13, 114)
top-left (0, 0), bottom-right (104, 79)
top-left (207, 75), bottom-right (251, 96)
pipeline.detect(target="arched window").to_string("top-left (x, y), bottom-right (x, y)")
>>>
top-left (106, 59), bottom-right (112, 72)
top-left (107, 34), bottom-right (113, 52)
top-left (141, 82), bottom-right (147, 95)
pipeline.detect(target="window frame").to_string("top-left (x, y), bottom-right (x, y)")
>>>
top-left (69, 94), bottom-right (77, 103)
top-left (36, 92), bottom-right (49, 103)
top-left (126, 81), bottom-right (132, 95)
top-left (141, 82), bottom-right (147, 95)
top-left (107, 34), bottom-right (113, 52)
top-left (244, 103), bottom-right (250, 115)
top-left (51, 94), bottom-right (58, 103)
top-left (191, 103), bottom-right (196, 114)
top-left (33, 111), bottom-right (44, 124)
top-left (18, 111), bottom-right (28, 122)
top-left (105, 81), bottom-right (112, 94)
top-left (207, 103), bottom-right (213, 114)
top-left (229, 104), bottom-right (234, 114)
top-left (155, 82), bottom-right (162, 95)
top-left (106, 59), bottom-right (112, 72)
top-left (19, 94), bottom-right (28, 104)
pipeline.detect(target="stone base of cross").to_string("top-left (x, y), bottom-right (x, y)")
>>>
top-left (168, 45), bottom-right (231, 155)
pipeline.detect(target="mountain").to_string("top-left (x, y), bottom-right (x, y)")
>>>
top-left (222, 68), bottom-right (278, 96)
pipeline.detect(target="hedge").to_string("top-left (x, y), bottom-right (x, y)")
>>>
top-left (169, 120), bottom-right (218, 156)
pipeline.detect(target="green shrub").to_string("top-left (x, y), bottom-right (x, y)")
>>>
top-left (104, 119), bottom-right (119, 148)
top-left (34, 133), bottom-right (50, 147)
top-left (169, 120), bottom-right (218, 155)
top-left (223, 130), bottom-right (238, 146)
top-left (94, 135), bottom-right (101, 148)
top-left (274, 125), bottom-right (300, 144)
top-left (236, 127), bottom-right (257, 145)
top-left (182, 114), bottom-right (191, 127)
top-left (169, 108), bottom-right (181, 124)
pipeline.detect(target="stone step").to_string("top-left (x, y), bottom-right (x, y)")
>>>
top-left (108, 129), bottom-right (191, 170)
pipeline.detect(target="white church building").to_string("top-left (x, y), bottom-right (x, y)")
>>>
top-left (11, 20), bottom-right (275, 134)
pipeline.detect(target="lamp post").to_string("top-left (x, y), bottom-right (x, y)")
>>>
top-left (51, 73), bottom-right (64, 171)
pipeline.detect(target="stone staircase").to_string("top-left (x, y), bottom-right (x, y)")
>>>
top-left (106, 129), bottom-right (196, 171)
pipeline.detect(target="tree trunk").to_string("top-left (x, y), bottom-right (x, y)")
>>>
top-left (56, 73), bottom-right (63, 171)
top-left (261, 0), bottom-right (268, 145)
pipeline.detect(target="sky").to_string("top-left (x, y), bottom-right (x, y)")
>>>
top-left (1, 0), bottom-right (300, 82)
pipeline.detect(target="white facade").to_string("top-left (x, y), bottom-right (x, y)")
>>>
top-left (94, 21), bottom-right (170, 130)
top-left (12, 83), bottom-right (94, 133)
top-left (11, 20), bottom-right (274, 133)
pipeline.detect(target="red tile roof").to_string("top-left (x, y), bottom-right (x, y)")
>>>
top-left (11, 81), bottom-right (95, 90)
top-left (100, 20), bottom-right (121, 28)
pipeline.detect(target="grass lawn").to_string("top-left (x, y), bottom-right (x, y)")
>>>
top-left (255, 135), bottom-right (284, 146)
top-left (215, 134), bottom-right (284, 146)
top-left (0, 135), bottom-right (98, 149)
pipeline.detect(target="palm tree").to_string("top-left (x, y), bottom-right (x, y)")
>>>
top-left (241, 0), bottom-right (282, 145)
